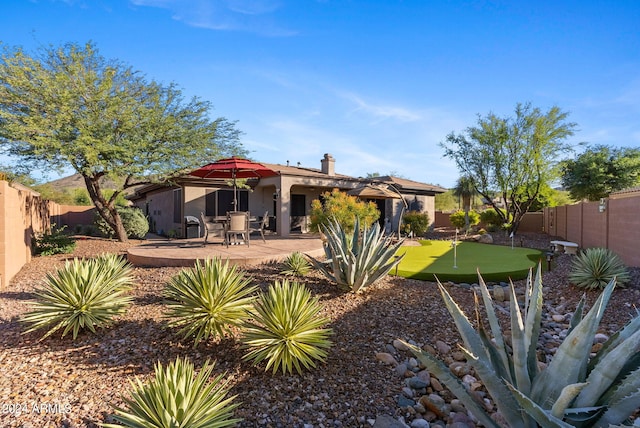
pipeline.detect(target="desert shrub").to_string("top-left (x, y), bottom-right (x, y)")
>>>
top-left (164, 258), bottom-right (257, 347)
top-left (448, 210), bottom-right (480, 230)
top-left (103, 357), bottom-right (241, 428)
top-left (280, 252), bottom-right (312, 277)
top-left (309, 189), bottom-right (379, 234)
top-left (22, 253), bottom-right (133, 340)
top-left (479, 208), bottom-right (512, 231)
top-left (33, 224), bottom-right (76, 255)
top-left (242, 280), bottom-right (332, 374)
top-left (569, 247), bottom-right (631, 289)
top-left (308, 218), bottom-right (405, 293)
top-left (401, 210), bottom-right (430, 237)
top-left (95, 207), bottom-right (149, 239)
top-left (401, 266), bottom-right (640, 427)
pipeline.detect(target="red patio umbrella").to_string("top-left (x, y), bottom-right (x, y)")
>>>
top-left (188, 157), bottom-right (278, 209)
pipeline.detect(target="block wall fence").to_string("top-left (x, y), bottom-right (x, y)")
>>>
top-left (0, 180), bottom-right (95, 289)
top-left (544, 192), bottom-right (640, 267)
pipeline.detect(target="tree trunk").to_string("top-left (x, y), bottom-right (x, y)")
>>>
top-left (462, 195), bottom-right (471, 234)
top-left (83, 174), bottom-right (129, 242)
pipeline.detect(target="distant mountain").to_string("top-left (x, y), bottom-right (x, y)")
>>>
top-left (46, 174), bottom-right (122, 191)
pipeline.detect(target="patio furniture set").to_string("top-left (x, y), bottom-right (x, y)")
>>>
top-left (201, 211), bottom-right (268, 247)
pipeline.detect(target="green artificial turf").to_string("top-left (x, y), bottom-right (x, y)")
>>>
top-left (393, 240), bottom-right (544, 283)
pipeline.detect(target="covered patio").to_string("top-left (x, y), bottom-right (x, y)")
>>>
top-left (127, 234), bottom-right (324, 267)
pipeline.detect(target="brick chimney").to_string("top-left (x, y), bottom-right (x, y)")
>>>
top-left (321, 153), bottom-right (335, 176)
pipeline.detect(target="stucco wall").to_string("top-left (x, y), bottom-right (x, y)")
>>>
top-left (0, 181), bottom-right (49, 289)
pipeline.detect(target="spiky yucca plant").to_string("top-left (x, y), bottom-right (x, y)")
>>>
top-left (569, 247), bottom-right (631, 289)
top-left (22, 253), bottom-right (133, 340)
top-left (242, 280), bottom-right (332, 374)
top-left (401, 264), bottom-right (640, 428)
top-left (102, 357), bottom-right (240, 428)
top-left (280, 251), bottom-right (312, 277)
top-left (164, 258), bottom-right (257, 347)
top-left (307, 217), bottom-right (405, 293)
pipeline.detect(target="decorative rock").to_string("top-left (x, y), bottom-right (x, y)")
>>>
top-left (450, 399), bottom-right (466, 413)
top-left (408, 357), bottom-right (419, 369)
top-left (402, 387), bottom-right (415, 398)
top-left (419, 394), bottom-right (447, 418)
top-left (435, 340), bottom-right (451, 354)
top-left (449, 362), bottom-right (470, 377)
top-left (376, 352), bottom-right (399, 366)
top-left (493, 286), bottom-right (505, 302)
top-left (451, 351), bottom-right (466, 362)
top-left (594, 333), bottom-right (609, 344)
top-left (430, 377), bottom-right (443, 392)
top-left (422, 344), bottom-right (437, 355)
top-left (395, 363), bottom-right (409, 378)
top-left (552, 314), bottom-right (565, 322)
top-left (394, 339), bottom-right (410, 351)
top-left (478, 233), bottom-right (493, 244)
top-left (416, 369), bottom-right (430, 385)
top-left (373, 414), bottom-right (410, 428)
top-left (410, 419), bottom-right (430, 428)
top-left (397, 395), bottom-right (416, 408)
top-left (406, 377), bottom-right (429, 389)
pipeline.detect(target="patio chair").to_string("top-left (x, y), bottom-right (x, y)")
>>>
top-left (249, 211), bottom-right (269, 243)
top-left (201, 212), bottom-right (225, 244)
top-left (225, 211), bottom-right (250, 247)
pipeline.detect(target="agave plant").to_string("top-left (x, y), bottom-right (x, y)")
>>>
top-left (280, 251), bottom-right (312, 277)
top-left (22, 253), bottom-right (134, 340)
top-left (569, 247), bottom-right (631, 289)
top-left (307, 217), bottom-right (405, 293)
top-left (242, 279), bottom-right (332, 374)
top-left (401, 264), bottom-right (640, 428)
top-left (102, 357), bottom-right (240, 428)
top-left (164, 258), bottom-right (257, 347)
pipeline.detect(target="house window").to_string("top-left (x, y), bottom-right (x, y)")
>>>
top-left (173, 188), bottom-right (182, 223)
top-left (205, 191), bottom-right (216, 216)
top-left (216, 189), bottom-right (249, 216)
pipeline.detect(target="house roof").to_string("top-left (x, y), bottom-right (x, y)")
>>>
top-left (260, 162), bottom-right (355, 180)
top-left (128, 160), bottom-right (445, 200)
top-left (375, 175), bottom-right (447, 194)
top-left (610, 186), bottom-right (640, 199)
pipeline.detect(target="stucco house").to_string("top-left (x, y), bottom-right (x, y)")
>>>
top-left (128, 154), bottom-right (446, 238)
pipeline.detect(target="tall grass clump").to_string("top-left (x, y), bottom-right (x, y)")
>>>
top-left (103, 357), bottom-right (240, 428)
top-left (569, 247), bottom-right (631, 290)
top-left (22, 253), bottom-right (133, 340)
top-left (242, 280), bottom-right (332, 374)
top-left (164, 258), bottom-right (257, 346)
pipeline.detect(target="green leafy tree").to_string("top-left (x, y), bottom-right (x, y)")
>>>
top-left (434, 189), bottom-right (458, 211)
top-left (561, 144), bottom-right (640, 201)
top-left (0, 42), bottom-right (245, 241)
top-left (441, 102), bottom-right (575, 235)
top-left (309, 189), bottom-right (379, 234)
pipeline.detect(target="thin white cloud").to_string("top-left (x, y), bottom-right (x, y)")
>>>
top-left (341, 92), bottom-right (422, 123)
top-left (129, 0), bottom-right (296, 36)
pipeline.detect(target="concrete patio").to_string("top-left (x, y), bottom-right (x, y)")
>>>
top-left (127, 234), bottom-right (325, 267)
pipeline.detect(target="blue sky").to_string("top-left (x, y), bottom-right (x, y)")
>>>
top-left (2, 0), bottom-right (639, 188)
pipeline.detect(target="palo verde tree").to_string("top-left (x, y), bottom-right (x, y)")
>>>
top-left (441, 102), bottom-right (576, 235)
top-left (0, 42), bottom-right (245, 241)
top-left (561, 144), bottom-right (640, 201)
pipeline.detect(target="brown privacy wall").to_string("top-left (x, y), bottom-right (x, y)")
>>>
top-left (434, 210), bottom-right (543, 233)
top-left (544, 193), bottom-right (640, 267)
top-left (51, 205), bottom-right (96, 230)
top-left (0, 181), bottom-right (50, 289)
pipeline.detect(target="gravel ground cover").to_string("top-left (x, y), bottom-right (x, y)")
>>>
top-left (1, 231), bottom-right (639, 427)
